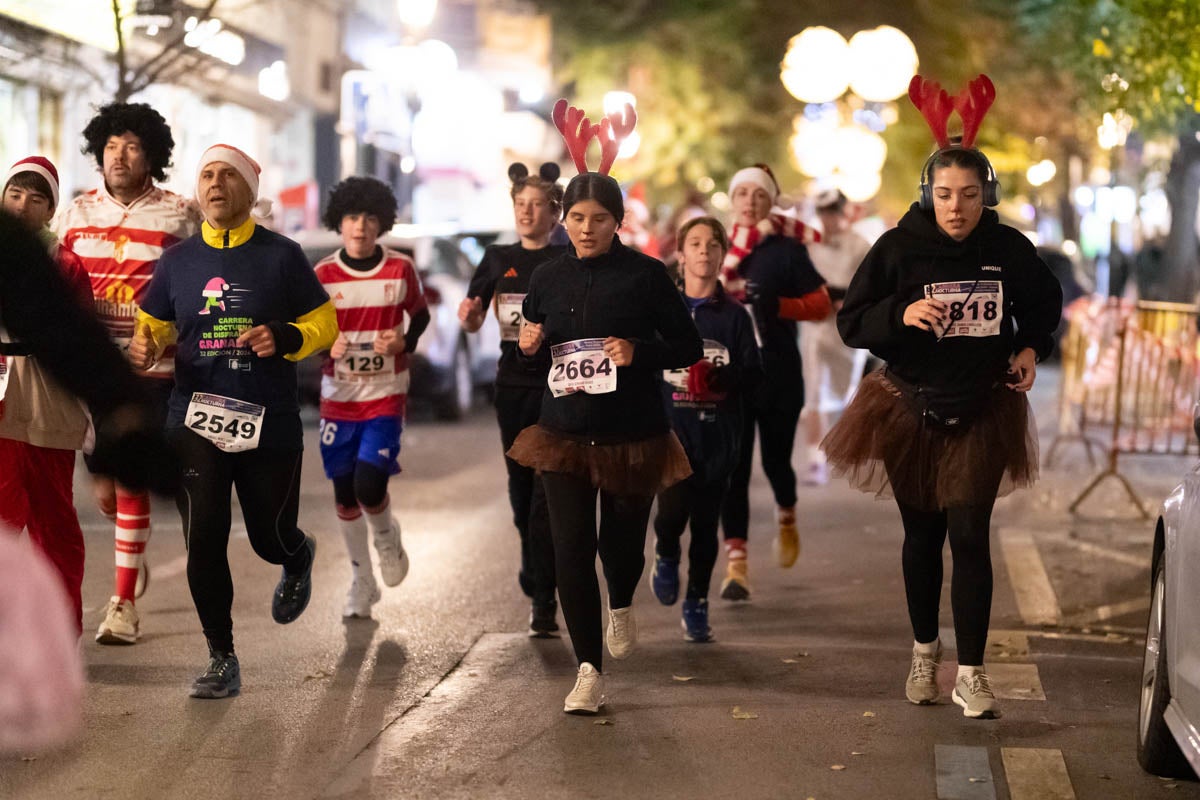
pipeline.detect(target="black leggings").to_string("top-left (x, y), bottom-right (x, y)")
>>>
top-left (722, 399), bottom-right (802, 541)
top-left (541, 471), bottom-right (653, 671)
top-left (897, 498), bottom-right (997, 666)
top-left (654, 475), bottom-right (725, 599)
top-left (332, 462), bottom-right (390, 510)
top-left (495, 386), bottom-right (555, 605)
top-left (170, 429), bottom-right (310, 654)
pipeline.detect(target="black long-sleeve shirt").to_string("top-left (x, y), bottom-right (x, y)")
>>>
top-left (521, 237), bottom-right (702, 443)
top-left (838, 205), bottom-right (1063, 392)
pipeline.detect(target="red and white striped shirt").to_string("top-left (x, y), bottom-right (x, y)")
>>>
top-left (54, 185), bottom-right (201, 378)
top-left (316, 248), bottom-right (429, 421)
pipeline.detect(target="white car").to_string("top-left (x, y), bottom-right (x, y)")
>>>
top-left (292, 225), bottom-right (505, 419)
top-left (1139, 409), bottom-right (1200, 779)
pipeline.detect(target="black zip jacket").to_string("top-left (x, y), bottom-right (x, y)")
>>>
top-left (838, 204), bottom-right (1063, 392)
top-left (661, 284), bottom-right (762, 482)
top-left (522, 237), bottom-right (703, 443)
top-left (737, 235), bottom-right (825, 402)
top-left (466, 242), bottom-right (566, 388)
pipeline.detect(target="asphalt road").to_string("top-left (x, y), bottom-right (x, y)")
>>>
top-left (3, 376), bottom-right (1199, 800)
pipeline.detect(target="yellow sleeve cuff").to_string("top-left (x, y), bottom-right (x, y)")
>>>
top-left (134, 309), bottom-right (176, 352)
top-left (285, 300), bottom-right (339, 362)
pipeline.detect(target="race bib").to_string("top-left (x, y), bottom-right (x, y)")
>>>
top-left (548, 338), bottom-right (616, 398)
top-left (664, 339), bottom-right (731, 391)
top-left (925, 280), bottom-right (1003, 338)
top-left (335, 342), bottom-right (389, 381)
top-left (185, 392), bottom-right (264, 452)
top-left (496, 293), bottom-right (526, 342)
top-left (0, 355), bottom-right (8, 403)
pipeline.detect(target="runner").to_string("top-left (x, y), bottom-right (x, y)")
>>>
top-left (0, 157), bottom-right (95, 635)
top-left (315, 176), bottom-right (428, 619)
top-left (718, 163), bottom-right (830, 601)
top-left (823, 75), bottom-right (1062, 719)
top-left (800, 189), bottom-right (872, 486)
top-left (129, 143), bottom-right (337, 698)
top-left (459, 162), bottom-right (565, 636)
top-left (55, 102), bottom-right (201, 644)
top-left (652, 217), bottom-right (760, 642)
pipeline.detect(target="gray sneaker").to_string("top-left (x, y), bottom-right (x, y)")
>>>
top-left (952, 669), bottom-right (1002, 719)
top-left (905, 641), bottom-right (942, 705)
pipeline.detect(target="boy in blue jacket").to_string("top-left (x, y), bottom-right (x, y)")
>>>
top-left (653, 217), bottom-right (761, 641)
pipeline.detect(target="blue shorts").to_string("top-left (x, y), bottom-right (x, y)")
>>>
top-left (318, 417), bottom-right (403, 479)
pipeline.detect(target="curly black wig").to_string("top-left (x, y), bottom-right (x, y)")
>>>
top-left (81, 102), bottom-right (175, 182)
top-left (322, 176), bottom-right (398, 233)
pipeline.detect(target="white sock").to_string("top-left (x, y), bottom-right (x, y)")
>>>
top-left (957, 664), bottom-right (984, 680)
top-left (914, 638), bottom-right (940, 656)
top-left (337, 512), bottom-right (371, 579)
top-left (365, 497), bottom-right (397, 541)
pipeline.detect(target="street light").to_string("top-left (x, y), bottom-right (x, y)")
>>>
top-left (847, 26), bottom-right (919, 102)
top-left (397, 0), bottom-right (437, 31)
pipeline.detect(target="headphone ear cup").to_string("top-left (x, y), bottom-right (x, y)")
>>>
top-left (919, 183), bottom-right (933, 211)
top-left (984, 180), bottom-right (1000, 207)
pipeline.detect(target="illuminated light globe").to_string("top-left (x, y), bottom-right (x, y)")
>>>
top-left (835, 170), bottom-right (882, 202)
top-left (847, 26), bottom-right (918, 102)
top-left (834, 125), bottom-right (887, 175)
top-left (781, 27), bottom-right (850, 104)
top-left (789, 118), bottom-right (840, 177)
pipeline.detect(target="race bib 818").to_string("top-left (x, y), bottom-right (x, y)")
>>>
top-left (924, 279), bottom-right (1003, 338)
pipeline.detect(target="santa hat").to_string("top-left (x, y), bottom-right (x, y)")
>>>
top-left (196, 143), bottom-right (272, 216)
top-left (729, 164), bottom-right (794, 209)
top-left (5, 156), bottom-right (60, 207)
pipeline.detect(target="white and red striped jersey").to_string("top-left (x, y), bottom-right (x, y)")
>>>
top-left (54, 185), bottom-right (201, 378)
top-left (315, 248), bottom-right (429, 421)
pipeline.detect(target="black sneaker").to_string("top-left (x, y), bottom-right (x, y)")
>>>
top-left (272, 534), bottom-right (316, 624)
top-left (189, 652), bottom-right (241, 699)
top-left (529, 601), bottom-right (559, 638)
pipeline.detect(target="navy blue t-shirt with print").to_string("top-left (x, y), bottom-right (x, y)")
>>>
top-left (140, 225), bottom-right (330, 449)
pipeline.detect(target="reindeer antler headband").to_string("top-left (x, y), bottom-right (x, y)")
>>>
top-left (552, 98), bottom-right (638, 176)
top-left (908, 74), bottom-right (996, 149)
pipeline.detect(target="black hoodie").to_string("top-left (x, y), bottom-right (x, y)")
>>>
top-left (837, 204), bottom-right (1062, 392)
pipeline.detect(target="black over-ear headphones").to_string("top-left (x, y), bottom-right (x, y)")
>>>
top-left (918, 147), bottom-right (1001, 211)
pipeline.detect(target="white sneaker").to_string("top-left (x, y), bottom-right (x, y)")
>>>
top-left (135, 558), bottom-right (150, 599)
top-left (905, 641), bottom-right (943, 705)
top-left (953, 669), bottom-right (1002, 719)
top-left (606, 605), bottom-right (637, 660)
top-left (342, 573), bottom-right (381, 619)
top-left (95, 596), bottom-right (139, 644)
top-left (373, 515), bottom-right (409, 587)
top-left (563, 662), bottom-right (605, 714)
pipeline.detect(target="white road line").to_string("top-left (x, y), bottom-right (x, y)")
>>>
top-left (935, 744), bottom-right (996, 800)
top-left (1001, 747), bottom-right (1076, 800)
top-left (1060, 597), bottom-right (1150, 627)
top-left (998, 528), bottom-right (1062, 626)
top-left (988, 663), bottom-right (1046, 701)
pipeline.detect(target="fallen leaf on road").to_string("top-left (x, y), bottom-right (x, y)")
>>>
top-left (731, 706), bottom-right (759, 720)
top-left (21, 757), bottom-right (35, 763)
top-left (593, 719), bottom-right (612, 726)
top-left (782, 658), bottom-right (801, 664)
top-left (968, 777), bottom-right (988, 783)
top-left (830, 764), bottom-right (846, 771)
top-left (862, 711), bottom-right (876, 717)
top-left (302, 669), bottom-right (333, 683)
top-left (851, 752), bottom-right (864, 756)
top-left (672, 675), bottom-right (695, 682)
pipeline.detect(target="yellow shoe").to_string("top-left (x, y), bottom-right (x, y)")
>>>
top-left (774, 521), bottom-right (800, 568)
top-left (719, 559), bottom-right (751, 601)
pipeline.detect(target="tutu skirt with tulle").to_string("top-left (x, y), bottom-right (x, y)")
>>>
top-left (820, 369), bottom-right (1039, 511)
top-left (507, 425), bottom-right (692, 496)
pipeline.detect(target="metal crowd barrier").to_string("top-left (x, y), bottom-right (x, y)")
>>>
top-left (1045, 297), bottom-right (1200, 518)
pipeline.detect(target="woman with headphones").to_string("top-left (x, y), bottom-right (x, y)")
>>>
top-left (822, 76), bottom-right (1062, 720)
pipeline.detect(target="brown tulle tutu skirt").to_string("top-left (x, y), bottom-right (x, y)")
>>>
top-left (821, 370), bottom-right (1039, 511)
top-left (507, 426), bottom-right (693, 495)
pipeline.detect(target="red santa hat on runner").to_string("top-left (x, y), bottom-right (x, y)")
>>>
top-left (196, 143), bottom-right (272, 216)
top-left (728, 163), bottom-right (794, 209)
top-left (5, 156), bottom-right (60, 208)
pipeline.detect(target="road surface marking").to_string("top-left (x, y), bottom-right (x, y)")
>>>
top-left (935, 744), bottom-right (996, 800)
top-left (998, 528), bottom-right (1061, 626)
top-left (1050, 536), bottom-right (1147, 568)
top-left (1060, 597), bottom-right (1150, 627)
top-left (988, 663), bottom-right (1046, 701)
top-left (1001, 747), bottom-right (1076, 800)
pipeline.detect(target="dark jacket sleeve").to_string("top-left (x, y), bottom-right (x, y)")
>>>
top-left (1009, 237), bottom-right (1064, 361)
top-left (630, 265), bottom-right (703, 370)
top-left (836, 232), bottom-right (926, 359)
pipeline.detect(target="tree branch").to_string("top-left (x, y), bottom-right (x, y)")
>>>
top-left (111, 0), bottom-right (129, 100)
top-left (126, 0), bottom-right (220, 91)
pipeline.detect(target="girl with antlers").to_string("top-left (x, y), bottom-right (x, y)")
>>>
top-left (508, 100), bottom-right (702, 714)
top-left (823, 75), bottom-right (1062, 719)
top-left (459, 162), bottom-right (567, 637)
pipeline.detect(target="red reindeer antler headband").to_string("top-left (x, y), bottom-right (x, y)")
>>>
top-left (552, 98), bottom-right (638, 176)
top-left (908, 74), bottom-right (995, 149)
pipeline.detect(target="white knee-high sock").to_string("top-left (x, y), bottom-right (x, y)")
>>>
top-left (337, 507), bottom-right (371, 579)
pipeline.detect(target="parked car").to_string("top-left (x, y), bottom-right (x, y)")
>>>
top-left (1139, 407), bottom-right (1200, 779)
top-left (291, 225), bottom-right (507, 420)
